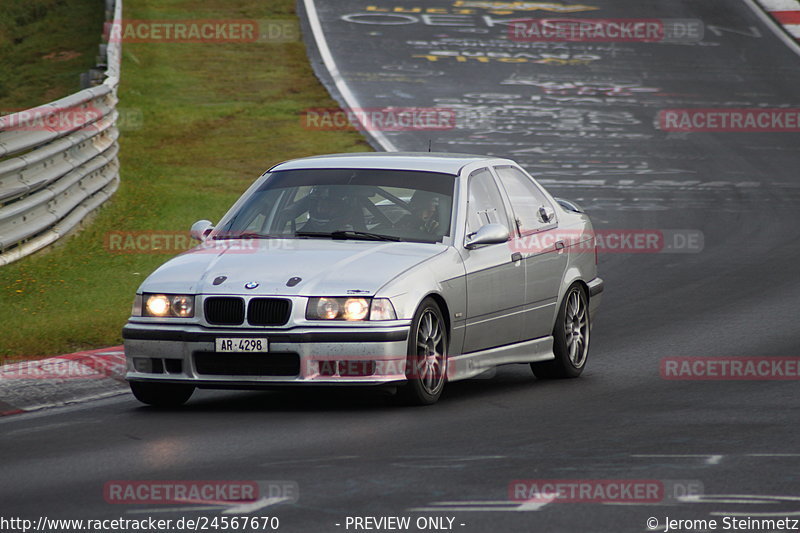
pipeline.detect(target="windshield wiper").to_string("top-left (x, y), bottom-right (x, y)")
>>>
top-left (295, 230), bottom-right (401, 242)
top-left (213, 232), bottom-right (276, 240)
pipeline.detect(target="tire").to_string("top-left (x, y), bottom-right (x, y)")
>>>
top-left (130, 381), bottom-right (195, 407)
top-left (531, 284), bottom-right (590, 379)
top-left (396, 297), bottom-right (448, 405)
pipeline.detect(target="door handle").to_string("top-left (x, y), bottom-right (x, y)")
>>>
top-left (555, 240), bottom-right (565, 251)
top-left (511, 252), bottom-right (523, 262)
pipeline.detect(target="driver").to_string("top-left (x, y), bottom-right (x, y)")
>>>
top-left (397, 191), bottom-right (440, 234)
top-left (301, 187), bottom-right (355, 233)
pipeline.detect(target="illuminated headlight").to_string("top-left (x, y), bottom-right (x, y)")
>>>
top-left (306, 297), bottom-right (396, 321)
top-left (343, 298), bottom-right (370, 321)
top-left (143, 293), bottom-right (195, 318)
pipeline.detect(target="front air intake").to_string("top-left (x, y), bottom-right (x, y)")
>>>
top-left (204, 297), bottom-right (245, 325)
top-left (247, 298), bottom-right (291, 326)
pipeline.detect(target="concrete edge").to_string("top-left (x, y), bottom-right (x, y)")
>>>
top-left (0, 346), bottom-right (129, 417)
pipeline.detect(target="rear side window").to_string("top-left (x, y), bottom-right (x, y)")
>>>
top-left (466, 168), bottom-right (510, 235)
top-left (494, 166), bottom-right (555, 235)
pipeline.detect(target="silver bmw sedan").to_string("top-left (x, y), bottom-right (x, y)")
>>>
top-left (123, 152), bottom-right (603, 406)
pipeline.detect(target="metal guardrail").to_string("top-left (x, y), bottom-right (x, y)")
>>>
top-left (0, 0), bottom-right (123, 266)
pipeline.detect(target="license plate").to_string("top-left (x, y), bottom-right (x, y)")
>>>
top-left (215, 338), bottom-right (269, 352)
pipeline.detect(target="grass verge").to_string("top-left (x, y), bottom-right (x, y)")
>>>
top-left (0, 0), bottom-right (371, 360)
top-left (0, 0), bottom-right (105, 110)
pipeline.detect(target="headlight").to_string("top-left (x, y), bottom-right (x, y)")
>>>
top-left (315, 297), bottom-right (340, 320)
top-left (343, 298), bottom-right (369, 320)
top-left (306, 297), bottom-right (396, 321)
top-left (143, 293), bottom-right (195, 318)
top-left (171, 295), bottom-right (194, 317)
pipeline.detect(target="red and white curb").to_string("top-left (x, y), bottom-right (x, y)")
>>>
top-left (757, 0), bottom-right (800, 39)
top-left (0, 346), bottom-right (128, 416)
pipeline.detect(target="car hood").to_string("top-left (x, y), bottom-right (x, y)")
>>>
top-left (138, 238), bottom-right (448, 296)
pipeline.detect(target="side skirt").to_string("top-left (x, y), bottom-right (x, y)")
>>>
top-left (446, 336), bottom-right (555, 382)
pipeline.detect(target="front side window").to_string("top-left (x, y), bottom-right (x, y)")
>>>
top-left (465, 168), bottom-right (510, 236)
top-left (215, 169), bottom-right (455, 243)
top-left (494, 166), bottom-right (555, 235)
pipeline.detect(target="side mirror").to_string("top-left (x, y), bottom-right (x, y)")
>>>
top-left (465, 223), bottom-right (509, 249)
top-left (554, 197), bottom-right (584, 213)
top-left (538, 205), bottom-right (555, 223)
top-left (190, 219), bottom-right (214, 242)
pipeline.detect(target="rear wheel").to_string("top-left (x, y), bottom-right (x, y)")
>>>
top-left (531, 284), bottom-right (590, 379)
top-left (130, 381), bottom-right (194, 407)
top-left (397, 298), bottom-right (448, 405)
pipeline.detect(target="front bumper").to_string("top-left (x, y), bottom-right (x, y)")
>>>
top-left (123, 323), bottom-right (411, 387)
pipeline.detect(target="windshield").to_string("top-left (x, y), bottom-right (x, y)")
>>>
top-left (215, 168), bottom-right (456, 243)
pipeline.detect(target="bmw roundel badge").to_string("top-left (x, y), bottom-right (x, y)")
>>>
top-left (244, 281), bottom-right (259, 290)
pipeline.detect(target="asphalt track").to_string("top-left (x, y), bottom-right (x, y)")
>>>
top-left (2, 1), bottom-right (800, 532)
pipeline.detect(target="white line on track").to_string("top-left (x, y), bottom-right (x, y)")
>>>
top-left (124, 496), bottom-right (291, 516)
top-left (222, 496), bottom-right (292, 515)
top-left (410, 496), bottom-right (555, 512)
top-left (303, 0), bottom-right (398, 152)
top-left (633, 453), bottom-right (800, 460)
top-left (687, 494), bottom-right (800, 502)
top-left (631, 454), bottom-right (725, 465)
top-left (260, 455), bottom-right (358, 467)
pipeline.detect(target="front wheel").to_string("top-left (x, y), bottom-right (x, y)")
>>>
top-left (130, 381), bottom-right (195, 407)
top-left (397, 298), bottom-right (448, 405)
top-left (532, 284), bottom-right (590, 379)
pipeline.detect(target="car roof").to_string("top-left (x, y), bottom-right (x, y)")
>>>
top-left (269, 152), bottom-right (511, 175)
